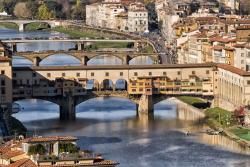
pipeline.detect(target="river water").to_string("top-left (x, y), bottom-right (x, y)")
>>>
top-left (2, 28), bottom-right (250, 167)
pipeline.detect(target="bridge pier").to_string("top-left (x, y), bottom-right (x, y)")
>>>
top-left (59, 96), bottom-right (76, 120)
top-left (77, 43), bottom-right (85, 51)
top-left (123, 55), bottom-right (131, 65)
top-left (32, 57), bottom-right (41, 66)
top-left (137, 94), bottom-right (154, 117)
top-left (19, 24), bottom-right (24, 32)
top-left (11, 43), bottom-right (17, 52)
top-left (81, 56), bottom-right (89, 66)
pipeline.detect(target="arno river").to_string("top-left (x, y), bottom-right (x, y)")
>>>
top-left (2, 27), bottom-right (250, 167)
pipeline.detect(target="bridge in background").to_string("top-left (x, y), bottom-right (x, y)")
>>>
top-left (0, 20), bottom-right (59, 31)
top-left (13, 50), bottom-right (159, 66)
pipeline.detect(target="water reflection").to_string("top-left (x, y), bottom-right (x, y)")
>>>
top-left (87, 55), bottom-right (122, 65)
top-left (40, 54), bottom-right (81, 66)
top-left (12, 98), bottom-right (250, 167)
top-left (12, 56), bottom-right (32, 67)
top-left (129, 56), bottom-right (154, 65)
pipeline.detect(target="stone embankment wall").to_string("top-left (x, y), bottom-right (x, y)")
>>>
top-left (168, 97), bottom-right (205, 121)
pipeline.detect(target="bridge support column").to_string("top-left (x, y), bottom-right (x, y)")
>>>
top-left (59, 96), bottom-right (76, 120)
top-left (81, 56), bottom-right (89, 66)
top-left (32, 57), bottom-right (41, 66)
top-left (19, 24), bottom-right (24, 32)
top-left (123, 55), bottom-right (130, 65)
top-left (77, 43), bottom-right (85, 50)
top-left (12, 43), bottom-right (17, 52)
top-left (137, 94), bottom-right (153, 117)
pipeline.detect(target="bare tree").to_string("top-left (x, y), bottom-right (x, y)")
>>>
top-left (13, 2), bottom-right (31, 18)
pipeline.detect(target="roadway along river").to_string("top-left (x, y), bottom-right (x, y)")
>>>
top-left (2, 28), bottom-right (250, 167)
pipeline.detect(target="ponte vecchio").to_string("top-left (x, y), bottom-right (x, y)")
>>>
top-left (1, 40), bottom-right (250, 120)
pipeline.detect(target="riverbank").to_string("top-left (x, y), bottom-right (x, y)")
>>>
top-left (53, 26), bottom-right (154, 53)
top-left (0, 22), bottom-right (18, 29)
top-left (177, 96), bottom-right (250, 152)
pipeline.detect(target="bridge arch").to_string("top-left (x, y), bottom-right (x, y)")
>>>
top-left (86, 79), bottom-right (100, 91)
top-left (12, 56), bottom-right (33, 67)
top-left (87, 55), bottom-right (123, 65)
top-left (23, 22), bottom-right (52, 31)
top-left (115, 79), bottom-right (128, 90)
top-left (129, 56), bottom-right (155, 65)
top-left (100, 79), bottom-right (114, 91)
top-left (39, 53), bottom-right (82, 66)
top-left (13, 98), bottom-right (60, 106)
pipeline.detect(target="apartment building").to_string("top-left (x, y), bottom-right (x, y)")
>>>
top-left (86, 0), bottom-right (148, 33)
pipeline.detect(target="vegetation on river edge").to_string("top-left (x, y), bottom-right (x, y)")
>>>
top-left (0, 22), bottom-right (18, 29)
top-left (9, 116), bottom-right (27, 136)
top-left (178, 96), bottom-right (250, 142)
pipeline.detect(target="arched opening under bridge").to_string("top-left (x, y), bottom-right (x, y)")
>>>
top-left (87, 55), bottom-right (122, 65)
top-left (115, 79), bottom-right (128, 90)
top-left (39, 54), bottom-right (81, 66)
top-left (129, 56), bottom-right (154, 65)
top-left (100, 79), bottom-right (114, 91)
top-left (13, 99), bottom-right (59, 122)
top-left (12, 56), bottom-right (32, 67)
top-left (76, 97), bottom-right (137, 120)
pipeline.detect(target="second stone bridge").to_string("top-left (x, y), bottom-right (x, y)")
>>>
top-left (14, 50), bottom-right (160, 66)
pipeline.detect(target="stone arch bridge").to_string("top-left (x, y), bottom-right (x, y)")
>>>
top-left (0, 20), bottom-right (58, 31)
top-left (13, 91), bottom-right (176, 120)
top-left (14, 50), bottom-right (160, 66)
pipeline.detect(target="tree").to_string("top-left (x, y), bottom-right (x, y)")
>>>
top-left (234, 106), bottom-right (246, 126)
top-left (14, 2), bottom-right (31, 19)
top-left (59, 143), bottom-right (79, 153)
top-left (71, 0), bottom-right (85, 20)
top-left (1, 0), bottom-right (17, 15)
top-left (26, 0), bottom-right (39, 19)
top-left (28, 144), bottom-right (47, 155)
top-left (36, 2), bottom-right (54, 20)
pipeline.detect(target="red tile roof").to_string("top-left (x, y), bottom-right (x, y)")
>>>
top-left (217, 64), bottom-right (250, 76)
top-left (0, 150), bottom-right (25, 159)
top-left (7, 158), bottom-right (37, 167)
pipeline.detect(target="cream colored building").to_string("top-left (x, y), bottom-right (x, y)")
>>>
top-left (0, 56), bottom-right (12, 109)
top-left (86, 0), bottom-right (148, 32)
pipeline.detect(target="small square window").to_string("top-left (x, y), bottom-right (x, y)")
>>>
top-left (163, 72), bottom-right (167, 76)
top-left (192, 71), bottom-right (195, 75)
top-left (77, 73), bottom-right (80, 77)
top-left (120, 72), bottom-right (123, 76)
top-left (1, 70), bottom-right (4, 75)
top-left (134, 72), bottom-right (138, 76)
top-left (177, 71), bottom-right (181, 75)
top-left (105, 72), bottom-right (109, 77)
top-left (149, 72), bottom-right (152, 76)
top-left (91, 72), bottom-right (94, 76)
top-left (47, 73), bottom-right (51, 77)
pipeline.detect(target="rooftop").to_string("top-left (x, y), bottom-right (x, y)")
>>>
top-left (7, 158), bottom-right (37, 167)
top-left (217, 64), bottom-right (250, 76)
top-left (0, 150), bottom-right (25, 159)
